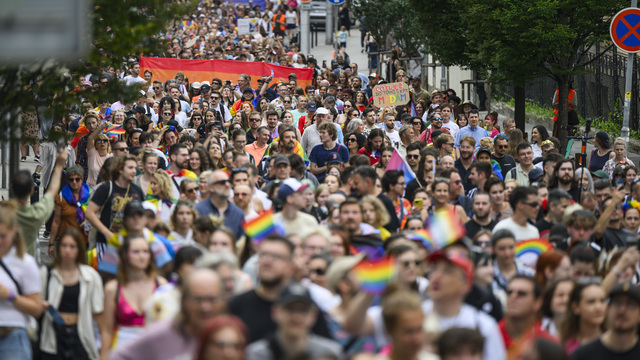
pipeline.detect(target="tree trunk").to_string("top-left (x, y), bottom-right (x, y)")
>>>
top-left (514, 85), bottom-right (526, 132)
top-left (557, 76), bottom-right (570, 156)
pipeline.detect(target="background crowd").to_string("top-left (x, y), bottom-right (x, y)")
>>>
top-left (2, 1), bottom-right (640, 360)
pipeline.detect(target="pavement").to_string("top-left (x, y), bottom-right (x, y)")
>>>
top-left (1, 29), bottom-right (637, 264)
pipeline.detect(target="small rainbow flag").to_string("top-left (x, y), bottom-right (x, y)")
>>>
top-left (180, 20), bottom-right (198, 29)
top-left (423, 208), bottom-right (466, 250)
top-left (104, 124), bottom-right (126, 139)
top-left (516, 239), bottom-right (553, 268)
top-left (71, 125), bottom-right (89, 148)
top-left (243, 210), bottom-right (282, 244)
top-left (350, 245), bottom-right (385, 260)
top-left (408, 229), bottom-right (437, 252)
top-left (353, 256), bottom-right (397, 295)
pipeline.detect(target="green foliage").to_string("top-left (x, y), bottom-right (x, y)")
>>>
top-left (0, 0), bottom-right (194, 142)
top-left (591, 99), bottom-right (640, 138)
top-left (360, 0), bottom-right (423, 55)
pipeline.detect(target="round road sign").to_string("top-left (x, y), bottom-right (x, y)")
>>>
top-left (610, 7), bottom-right (640, 53)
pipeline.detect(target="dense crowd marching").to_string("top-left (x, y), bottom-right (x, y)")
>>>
top-left (1, 1), bottom-right (640, 360)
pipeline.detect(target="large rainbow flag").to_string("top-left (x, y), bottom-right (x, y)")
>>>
top-left (139, 57), bottom-right (314, 89)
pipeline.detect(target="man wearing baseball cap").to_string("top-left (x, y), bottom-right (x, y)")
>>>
top-left (245, 283), bottom-right (341, 359)
top-left (273, 178), bottom-right (318, 236)
top-left (572, 282), bottom-right (640, 359)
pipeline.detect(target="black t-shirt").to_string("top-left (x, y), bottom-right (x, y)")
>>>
top-left (597, 227), bottom-right (637, 251)
top-left (535, 218), bottom-right (553, 241)
top-left (491, 154), bottom-right (517, 178)
top-left (377, 193), bottom-right (400, 233)
top-left (90, 181), bottom-right (145, 244)
top-left (228, 289), bottom-right (333, 343)
top-left (571, 338), bottom-right (640, 360)
top-left (464, 284), bottom-right (503, 322)
top-left (464, 218), bottom-right (497, 239)
top-left (455, 159), bottom-right (473, 193)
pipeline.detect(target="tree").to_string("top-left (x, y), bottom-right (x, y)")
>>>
top-left (404, 0), bottom-right (626, 152)
top-left (0, 0), bottom-right (192, 143)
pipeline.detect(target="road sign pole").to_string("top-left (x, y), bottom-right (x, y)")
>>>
top-left (325, 2), bottom-right (333, 45)
top-left (622, 0), bottom-right (638, 150)
top-left (300, 2), bottom-right (311, 55)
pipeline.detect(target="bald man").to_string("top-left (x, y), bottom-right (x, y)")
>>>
top-left (112, 268), bottom-right (224, 360)
top-left (195, 170), bottom-right (245, 238)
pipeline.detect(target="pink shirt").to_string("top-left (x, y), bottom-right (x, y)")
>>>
top-left (87, 147), bottom-right (113, 188)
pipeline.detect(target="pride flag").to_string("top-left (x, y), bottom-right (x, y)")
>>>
top-left (353, 256), bottom-right (397, 295)
top-left (516, 239), bottom-right (553, 269)
top-left (386, 148), bottom-right (416, 185)
top-left (243, 210), bottom-right (283, 244)
top-left (424, 208), bottom-right (466, 249)
top-left (104, 124), bottom-right (126, 139)
top-left (139, 57), bottom-right (313, 90)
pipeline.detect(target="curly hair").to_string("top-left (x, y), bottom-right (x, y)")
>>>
top-left (151, 170), bottom-right (175, 201)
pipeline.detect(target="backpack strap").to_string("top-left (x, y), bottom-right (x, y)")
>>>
top-left (509, 168), bottom-right (517, 179)
top-left (0, 259), bottom-right (23, 295)
top-left (266, 332), bottom-right (286, 360)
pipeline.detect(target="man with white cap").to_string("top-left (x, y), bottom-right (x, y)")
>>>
top-left (301, 107), bottom-right (344, 156)
top-left (273, 178), bottom-right (318, 236)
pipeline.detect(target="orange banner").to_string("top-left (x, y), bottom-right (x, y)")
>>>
top-left (139, 57), bottom-right (313, 89)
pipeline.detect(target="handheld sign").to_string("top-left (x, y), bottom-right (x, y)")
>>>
top-left (372, 82), bottom-right (410, 108)
top-left (610, 8), bottom-right (640, 53)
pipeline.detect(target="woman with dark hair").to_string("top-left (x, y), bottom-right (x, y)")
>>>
top-left (415, 101), bottom-right (426, 121)
top-left (520, 338), bottom-right (569, 360)
top-left (39, 228), bottom-right (104, 360)
top-left (354, 91), bottom-right (369, 112)
top-left (429, 177), bottom-right (469, 222)
top-left (558, 281), bottom-right (606, 354)
top-left (339, 99), bottom-right (358, 125)
top-left (50, 166), bottom-right (91, 256)
top-left (195, 315), bottom-right (249, 360)
top-left (357, 128), bottom-right (385, 165)
top-left (189, 146), bottom-right (211, 178)
top-left (157, 96), bottom-right (176, 128)
top-left (539, 278), bottom-right (574, 337)
top-left (206, 140), bottom-right (223, 170)
top-left (588, 131), bottom-right (614, 173)
top-left (411, 116), bottom-right (425, 136)
top-left (484, 111), bottom-right (500, 138)
top-left (531, 125), bottom-right (550, 158)
top-left (100, 236), bottom-right (166, 357)
top-left (376, 146), bottom-right (394, 178)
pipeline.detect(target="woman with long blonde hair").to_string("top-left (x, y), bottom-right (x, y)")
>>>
top-left (0, 202), bottom-right (44, 358)
top-left (146, 170), bottom-right (176, 224)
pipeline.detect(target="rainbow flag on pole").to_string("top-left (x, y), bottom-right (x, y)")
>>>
top-left (408, 208), bottom-right (466, 252)
top-left (353, 256), bottom-right (397, 295)
top-left (385, 148), bottom-right (416, 185)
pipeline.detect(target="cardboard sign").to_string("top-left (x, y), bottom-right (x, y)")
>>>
top-left (373, 82), bottom-right (410, 108)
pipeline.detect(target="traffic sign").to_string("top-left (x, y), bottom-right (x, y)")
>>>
top-left (328, 0), bottom-right (346, 5)
top-left (610, 7), bottom-right (640, 53)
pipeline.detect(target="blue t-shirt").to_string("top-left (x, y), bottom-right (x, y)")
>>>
top-left (309, 143), bottom-right (350, 181)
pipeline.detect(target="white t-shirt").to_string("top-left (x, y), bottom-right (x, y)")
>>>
top-left (369, 300), bottom-right (506, 360)
top-left (492, 217), bottom-right (540, 242)
top-left (385, 130), bottom-right (401, 147)
top-left (441, 121), bottom-right (460, 140)
top-left (124, 75), bottom-right (145, 86)
top-left (0, 247), bottom-right (41, 328)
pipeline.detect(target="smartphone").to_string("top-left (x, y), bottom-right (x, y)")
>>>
top-left (414, 198), bottom-right (423, 208)
top-left (615, 178), bottom-right (625, 188)
top-left (213, 121), bottom-right (223, 131)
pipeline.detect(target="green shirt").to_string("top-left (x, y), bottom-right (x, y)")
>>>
top-left (17, 193), bottom-right (55, 257)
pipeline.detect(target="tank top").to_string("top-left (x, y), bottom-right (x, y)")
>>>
top-left (588, 149), bottom-right (612, 173)
top-left (115, 279), bottom-right (158, 327)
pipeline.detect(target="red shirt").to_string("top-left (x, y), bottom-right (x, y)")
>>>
top-left (358, 147), bottom-right (380, 165)
top-left (499, 319), bottom-right (558, 360)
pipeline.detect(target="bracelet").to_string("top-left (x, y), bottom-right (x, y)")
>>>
top-left (7, 290), bottom-right (16, 302)
top-left (48, 243), bottom-right (54, 247)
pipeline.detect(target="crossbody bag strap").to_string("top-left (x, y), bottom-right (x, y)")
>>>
top-left (0, 259), bottom-right (23, 295)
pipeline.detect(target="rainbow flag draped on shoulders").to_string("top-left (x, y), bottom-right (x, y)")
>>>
top-left (264, 138), bottom-right (309, 165)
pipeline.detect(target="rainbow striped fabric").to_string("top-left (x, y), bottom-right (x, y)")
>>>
top-left (353, 256), bottom-right (397, 295)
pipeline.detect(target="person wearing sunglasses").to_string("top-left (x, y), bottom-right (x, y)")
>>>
top-left (48, 166), bottom-right (90, 256)
top-left (86, 122), bottom-right (114, 188)
top-left (493, 186), bottom-right (541, 242)
top-left (307, 252), bottom-right (332, 290)
top-left (500, 276), bottom-right (556, 359)
top-left (195, 170), bottom-right (245, 240)
top-left (491, 135), bottom-right (517, 179)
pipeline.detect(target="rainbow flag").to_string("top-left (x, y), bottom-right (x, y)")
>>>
top-left (408, 229), bottom-right (437, 252)
top-left (71, 125), bottom-right (89, 148)
top-left (350, 245), bottom-right (385, 260)
top-left (139, 57), bottom-right (313, 90)
top-left (516, 239), bottom-right (553, 269)
top-left (386, 148), bottom-right (416, 185)
top-left (425, 208), bottom-right (466, 248)
top-left (104, 124), bottom-right (126, 139)
top-left (353, 256), bottom-right (396, 295)
top-left (180, 20), bottom-right (198, 29)
top-left (243, 210), bottom-right (283, 244)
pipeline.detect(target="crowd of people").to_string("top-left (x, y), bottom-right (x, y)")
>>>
top-left (2, 1), bottom-right (640, 360)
